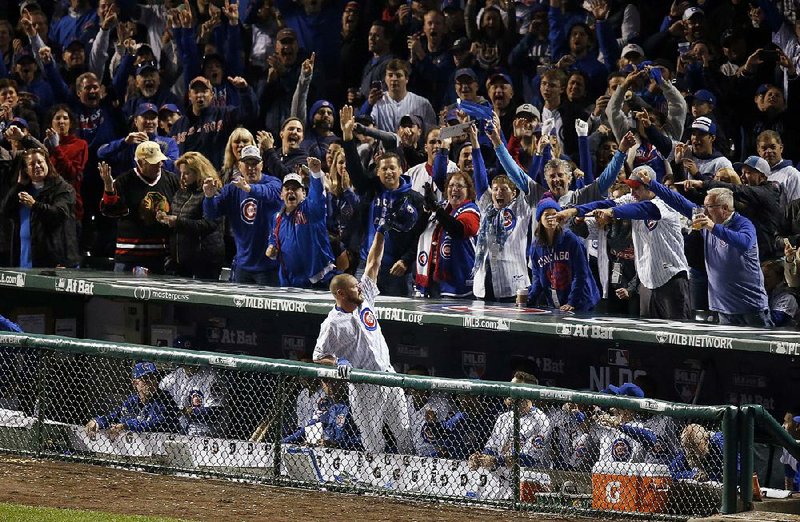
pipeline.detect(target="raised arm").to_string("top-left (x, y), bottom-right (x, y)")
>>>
top-left (290, 53), bottom-right (314, 121)
top-left (364, 230), bottom-right (385, 282)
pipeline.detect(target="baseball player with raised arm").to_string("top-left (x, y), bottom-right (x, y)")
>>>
top-left (313, 224), bottom-right (413, 455)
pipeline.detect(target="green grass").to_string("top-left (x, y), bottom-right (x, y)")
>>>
top-left (0, 503), bottom-right (192, 522)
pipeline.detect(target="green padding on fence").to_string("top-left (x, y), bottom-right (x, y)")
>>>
top-left (0, 332), bottom-right (728, 420)
top-left (748, 404), bottom-right (800, 462)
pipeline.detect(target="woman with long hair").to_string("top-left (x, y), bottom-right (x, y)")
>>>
top-left (324, 146), bottom-right (360, 273)
top-left (220, 128), bottom-right (255, 184)
top-left (527, 199), bottom-right (599, 312)
top-left (156, 152), bottom-right (224, 279)
top-left (44, 104), bottom-right (88, 225)
top-left (0, 147), bottom-right (80, 267)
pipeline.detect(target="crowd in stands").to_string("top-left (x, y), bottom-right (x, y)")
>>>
top-left (1, 0), bottom-right (800, 327)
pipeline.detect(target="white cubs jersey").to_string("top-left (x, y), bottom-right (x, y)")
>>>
top-left (484, 407), bottom-right (552, 467)
top-left (629, 196), bottom-right (689, 289)
top-left (313, 276), bottom-right (394, 373)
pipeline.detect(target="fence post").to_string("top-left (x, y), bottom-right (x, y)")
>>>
top-left (33, 349), bottom-right (48, 457)
top-left (271, 374), bottom-right (287, 481)
top-left (721, 406), bottom-right (739, 514)
top-left (738, 406), bottom-right (755, 511)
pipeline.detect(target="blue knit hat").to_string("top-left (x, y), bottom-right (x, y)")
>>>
top-left (308, 100), bottom-right (335, 125)
top-left (535, 198), bottom-right (561, 223)
top-left (132, 361), bottom-right (157, 379)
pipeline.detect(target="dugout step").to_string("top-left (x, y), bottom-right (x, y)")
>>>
top-left (689, 500), bottom-right (800, 522)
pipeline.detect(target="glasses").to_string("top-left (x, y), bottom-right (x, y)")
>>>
top-left (449, 183), bottom-right (468, 189)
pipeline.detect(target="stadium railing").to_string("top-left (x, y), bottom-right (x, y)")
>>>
top-left (0, 333), bottom-right (755, 519)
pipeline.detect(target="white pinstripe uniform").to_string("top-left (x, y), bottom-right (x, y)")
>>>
top-left (617, 194), bottom-right (689, 290)
top-left (370, 91), bottom-right (437, 133)
top-left (472, 189), bottom-right (533, 299)
top-left (313, 276), bottom-right (412, 454)
top-left (406, 159), bottom-right (459, 198)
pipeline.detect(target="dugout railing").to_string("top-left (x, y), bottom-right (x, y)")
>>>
top-left (0, 332), bottom-right (762, 519)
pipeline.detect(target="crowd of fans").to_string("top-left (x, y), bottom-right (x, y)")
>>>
top-left (1, 0), bottom-right (800, 327)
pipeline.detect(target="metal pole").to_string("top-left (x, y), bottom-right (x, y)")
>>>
top-left (512, 397), bottom-right (521, 510)
top-left (271, 374), bottom-right (286, 482)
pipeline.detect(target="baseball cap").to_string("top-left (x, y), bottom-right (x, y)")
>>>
top-left (14, 49), bottom-right (36, 65)
top-left (455, 68), bottom-right (477, 82)
top-left (135, 60), bottom-right (158, 76)
top-left (516, 103), bottom-right (541, 121)
top-left (135, 102), bottom-right (159, 117)
top-left (344, 1), bottom-right (360, 11)
top-left (756, 83), bottom-right (777, 96)
top-left (682, 6), bottom-right (704, 21)
top-left (135, 141), bottom-right (169, 165)
top-left (240, 145), bottom-right (262, 162)
top-left (189, 76), bottom-right (213, 91)
top-left (445, 108), bottom-right (460, 124)
top-left (399, 114), bottom-right (423, 128)
top-left (132, 361), bottom-right (157, 379)
top-left (621, 43), bottom-right (644, 58)
top-left (603, 382), bottom-right (645, 398)
top-left (158, 103), bottom-right (181, 115)
top-left (452, 37), bottom-right (470, 53)
top-left (690, 116), bottom-right (717, 136)
top-left (734, 156), bottom-right (770, 177)
top-left (276, 27), bottom-right (297, 42)
top-left (486, 71), bottom-right (512, 86)
top-left (8, 117), bottom-right (28, 129)
top-left (135, 43), bottom-right (155, 57)
top-left (202, 52), bottom-right (224, 67)
top-left (283, 172), bottom-right (305, 187)
top-left (688, 89), bottom-right (717, 106)
top-left (623, 165), bottom-right (656, 189)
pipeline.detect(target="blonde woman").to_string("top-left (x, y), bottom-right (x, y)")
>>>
top-left (157, 152), bottom-right (224, 279)
top-left (325, 146), bottom-right (360, 273)
top-left (220, 128), bottom-right (256, 184)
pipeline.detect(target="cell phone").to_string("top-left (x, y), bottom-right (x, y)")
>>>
top-left (678, 42), bottom-right (690, 55)
top-left (370, 80), bottom-right (382, 91)
top-left (759, 49), bottom-right (780, 59)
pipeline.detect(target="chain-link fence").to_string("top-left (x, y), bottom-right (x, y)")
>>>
top-left (0, 333), bottom-right (740, 519)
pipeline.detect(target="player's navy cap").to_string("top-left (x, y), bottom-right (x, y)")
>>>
top-left (455, 68), bottom-right (478, 82)
top-left (733, 156), bottom-right (770, 177)
top-left (690, 116), bottom-right (717, 136)
top-left (283, 172), bottom-right (306, 188)
top-left (135, 102), bottom-right (159, 117)
top-left (132, 361), bottom-right (157, 379)
top-left (688, 89), bottom-right (717, 106)
top-left (603, 382), bottom-right (645, 398)
top-left (535, 198), bottom-right (561, 223)
top-left (135, 60), bottom-right (158, 76)
top-left (623, 165), bottom-right (656, 189)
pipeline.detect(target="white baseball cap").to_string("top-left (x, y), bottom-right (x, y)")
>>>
top-left (621, 43), bottom-right (645, 58)
top-left (240, 145), bottom-right (262, 162)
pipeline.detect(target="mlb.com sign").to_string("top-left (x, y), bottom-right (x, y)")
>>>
top-left (0, 271), bottom-right (26, 287)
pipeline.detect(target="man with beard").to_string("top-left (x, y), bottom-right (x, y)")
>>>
top-left (313, 225), bottom-right (412, 456)
top-left (300, 100), bottom-right (338, 161)
top-left (258, 117), bottom-right (310, 177)
top-left (266, 158), bottom-right (337, 287)
top-left (99, 141), bottom-right (179, 273)
top-left (98, 102), bottom-right (180, 174)
top-left (203, 145), bottom-right (282, 285)
top-left (115, 59), bottom-right (181, 121)
top-left (171, 75), bottom-right (258, 169)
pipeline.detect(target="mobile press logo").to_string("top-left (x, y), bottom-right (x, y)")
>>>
top-left (0, 271), bottom-right (26, 287)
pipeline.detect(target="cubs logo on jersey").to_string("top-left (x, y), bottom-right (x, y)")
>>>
top-left (440, 239), bottom-right (452, 259)
top-left (645, 219), bottom-right (658, 231)
top-left (611, 437), bottom-right (633, 462)
top-left (294, 210), bottom-right (308, 225)
top-left (502, 208), bottom-right (517, 231)
top-left (360, 307), bottom-right (378, 331)
top-left (241, 198), bottom-right (258, 224)
top-left (418, 251), bottom-right (428, 267)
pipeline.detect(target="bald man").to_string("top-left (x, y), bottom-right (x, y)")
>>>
top-left (313, 229), bottom-right (412, 455)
